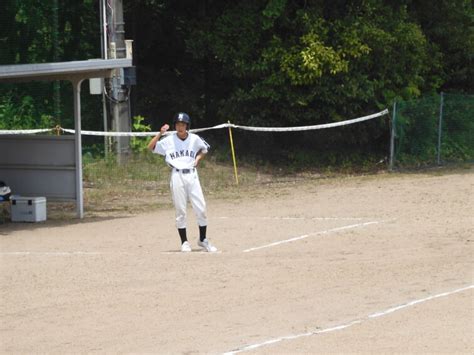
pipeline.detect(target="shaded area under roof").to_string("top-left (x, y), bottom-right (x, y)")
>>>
top-left (0, 59), bottom-right (133, 219)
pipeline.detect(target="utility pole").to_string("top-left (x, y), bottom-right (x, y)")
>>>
top-left (99, 0), bottom-right (109, 158)
top-left (106, 0), bottom-right (131, 163)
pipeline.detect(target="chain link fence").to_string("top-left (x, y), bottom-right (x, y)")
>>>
top-left (390, 93), bottom-right (474, 169)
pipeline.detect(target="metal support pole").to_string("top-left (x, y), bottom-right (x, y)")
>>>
top-left (72, 78), bottom-right (84, 219)
top-left (52, 0), bottom-right (61, 125)
top-left (389, 101), bottom-right (397, 171)
top-left (437, 92), bottom-right (444, 165)
top-left (100, 0), bottom-right (108, 61)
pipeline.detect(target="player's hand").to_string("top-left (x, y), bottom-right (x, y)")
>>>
top-left (160, 124), bottom-right (170, 135)
top-left (194, 155), bottom-right (201, 167)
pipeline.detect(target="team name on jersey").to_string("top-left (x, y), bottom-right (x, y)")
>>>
top-left (169, 150), bottom-right (196, 160)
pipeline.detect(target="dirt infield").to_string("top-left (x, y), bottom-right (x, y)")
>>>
top-left (1, 169), bottom-right (473, 354)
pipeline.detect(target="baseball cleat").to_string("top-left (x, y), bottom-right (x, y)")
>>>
top-left (198, 238), bottom-right (217, 252)
top-left (181, 241), bottom-right (192, 252)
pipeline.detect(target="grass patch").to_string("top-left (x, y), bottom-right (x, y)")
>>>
top-left (79, 150), bottom-right (386, 217)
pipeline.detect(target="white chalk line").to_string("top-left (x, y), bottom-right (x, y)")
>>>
top-left (222, 284), bottom-right (474, 355)
top-left (2, 251), bottom-right (222, 256)
top-left (216, 216), bottom-right (367, 221)
top-left (243, 220), bottom-right (383, 253)
top-left (161, 251), bottom-right (222, 255)
top-left (0, 251), bottom-right (123, 256)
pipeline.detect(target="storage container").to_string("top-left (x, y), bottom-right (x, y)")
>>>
top-left (11, 196), bottom-right (47, 222)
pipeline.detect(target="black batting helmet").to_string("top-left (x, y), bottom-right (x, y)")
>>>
top-left (173, 112), bottom-right (191, 128)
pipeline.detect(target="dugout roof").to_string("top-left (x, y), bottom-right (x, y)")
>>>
top-left (0, 58), bottom-right (133, 219)
top-left (0, 58), bottom-right (132, 82)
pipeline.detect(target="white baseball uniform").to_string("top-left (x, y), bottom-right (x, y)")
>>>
top-left (153, 132), bottom-right (209, 229)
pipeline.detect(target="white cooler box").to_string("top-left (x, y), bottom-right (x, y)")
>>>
top-left (11, 196), bottom-right (47, 222)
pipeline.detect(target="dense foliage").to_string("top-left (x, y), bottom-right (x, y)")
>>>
top-left (126, 0), bottom-right (472, 126)
top-left (0, 0), bottom-right (101, 129)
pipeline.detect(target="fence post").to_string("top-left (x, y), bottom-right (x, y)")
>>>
top-left (227, 121), bottom-right (239, 185)
top-left (389, 101), bottom-right (397, 171)
top-left (437, 92), bottom-right (444, 165)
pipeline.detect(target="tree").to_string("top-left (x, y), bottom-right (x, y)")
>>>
top-left (407, 0), bottom-right (474, 93)
top-left (0, 0), bottom-right (101, 129)
top-left (187, 1), bottom-right (439, 126)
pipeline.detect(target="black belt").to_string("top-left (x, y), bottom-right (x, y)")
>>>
top-left (174, 168), bottom-right (195, 174)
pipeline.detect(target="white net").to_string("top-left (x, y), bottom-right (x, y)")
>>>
top-left (0, 109), bottom-right (388, 136)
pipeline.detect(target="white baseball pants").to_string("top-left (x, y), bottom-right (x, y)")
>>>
top-left (170, 169), bottom-right (207, 229)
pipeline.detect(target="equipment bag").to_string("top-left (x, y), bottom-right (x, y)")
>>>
top-left (0, 181), bottom-right (12, 201)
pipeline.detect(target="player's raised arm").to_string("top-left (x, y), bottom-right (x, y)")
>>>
top-left (147, 124), bottom-right (169, 151)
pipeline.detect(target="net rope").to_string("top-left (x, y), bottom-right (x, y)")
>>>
top-left (0, 109), bottom-right (388, 136)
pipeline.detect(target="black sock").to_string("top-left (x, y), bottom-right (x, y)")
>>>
top-left (178, 228), bottom-right (187, 244)
top-left (199, 225), bottom-right (207, 242)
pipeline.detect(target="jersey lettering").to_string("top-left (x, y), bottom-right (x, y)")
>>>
top-left (153, 132), bottom-right (210, 169)
top-left (169, 150), bottom-right (195, 160)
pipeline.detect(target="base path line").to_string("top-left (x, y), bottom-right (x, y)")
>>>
top-left (243, 220), bottom-right (382, 253)
top-left (161, 251), bottom-right (223, 255)
top-left (222, 284), bottom-right (474, 355)
top-left (216, 216), bottom-right (366, 221)
top-left (0, 251), bottom-right (124, 256)
top-left (260, 217), bottom-right (365, 221)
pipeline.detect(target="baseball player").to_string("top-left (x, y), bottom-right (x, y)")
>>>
top-left (147, 112), bottom-right (217, 253)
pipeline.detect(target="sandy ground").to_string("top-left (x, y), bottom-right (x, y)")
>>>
top-left (0, 169), bottom-right (473, 354)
